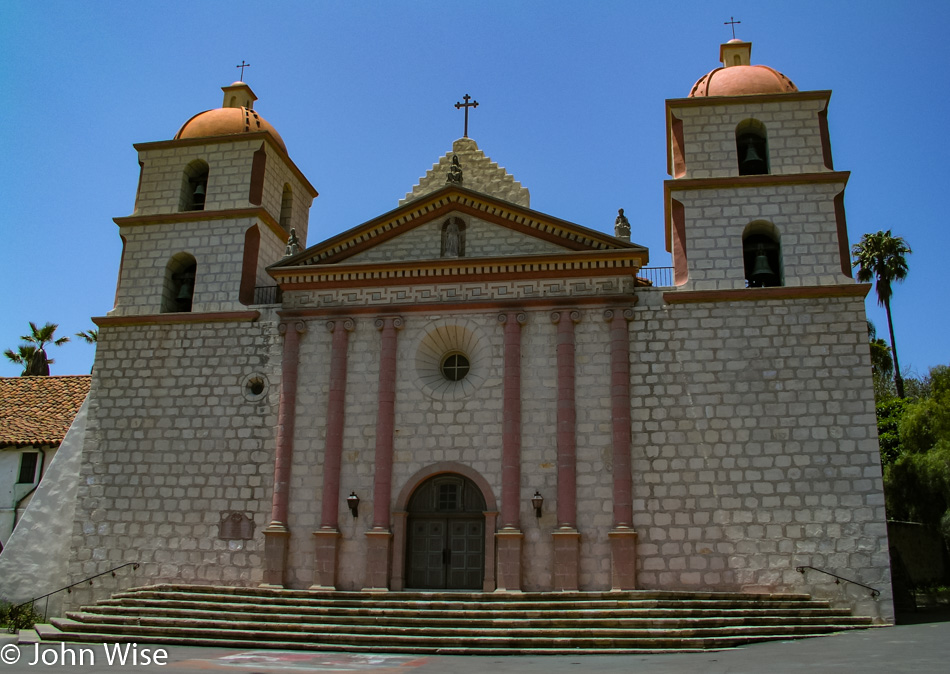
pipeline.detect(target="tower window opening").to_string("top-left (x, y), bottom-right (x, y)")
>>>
top-left (162, 253), bottom-right (198, 313)
top-left (743, 222), bottom-right (783, 288)
top-left (279, 184), bottom-right (293, 231)
top-left (180, 159), bottom-right (210, 211)
top-left (736, 119), bottom-right (769, 176)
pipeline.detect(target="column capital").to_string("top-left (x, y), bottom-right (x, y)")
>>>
top-left (603, 307), bottom-right (635, 323)
top-left (550, 309), bottom-right (581, 325)
top-left (279, 320), bottom-right (308, 336)
top-left (326, 318), bottom-right (355, 333)
top-left (374, 316), bottom-right (404, 331)
top-left (497, 311), bottom-right (527, 326)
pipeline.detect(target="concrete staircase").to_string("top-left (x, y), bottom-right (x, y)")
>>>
top-left (37, 585), bottom-right (879, 654)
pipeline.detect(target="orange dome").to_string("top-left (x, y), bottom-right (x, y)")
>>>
top-left (175, 106), bottom-right (286, 152)
top-left (689, 64), bottom-right (798, 97)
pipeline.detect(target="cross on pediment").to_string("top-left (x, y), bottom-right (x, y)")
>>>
top-left (455, 94), bottom-right (479, 138)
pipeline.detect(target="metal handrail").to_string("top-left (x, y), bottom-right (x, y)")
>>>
top-left (796, 565), bottom-right (881, 598)
top-left (9, 562), bottom-right (140, 630)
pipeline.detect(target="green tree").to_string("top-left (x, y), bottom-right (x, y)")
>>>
top-left (16, 322), bottom-right (70, 376)
top-left (883, 366), bottom-right (950, 535)
top-left (868, 321), bottom-right (894, 400)
top-left (852, 230), bottom-right (911, 397)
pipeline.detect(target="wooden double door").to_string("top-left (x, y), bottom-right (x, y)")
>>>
top-left (406, 474), bottom-right (486, 590)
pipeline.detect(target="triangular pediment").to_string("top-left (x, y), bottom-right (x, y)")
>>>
top-left (273, 185), bottom-right (645, 271)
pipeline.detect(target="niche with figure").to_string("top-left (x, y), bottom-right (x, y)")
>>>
top-left (441, 217), bottom-right (466, 258)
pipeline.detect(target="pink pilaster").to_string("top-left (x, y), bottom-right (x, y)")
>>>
top-left (262, 320), bottom-right (306, 588)
top-left (551, 309), bottom-right (581, 591)
top-left (499, 312), bottom-right (526, 527)
top-left (312, 318), bottom-right (354, 589)
top-left (365, 315), bottom-right (403, 590)
top-left (496, 311), bottom-right (526, 591)
top-left (605, 307), bottom-right (638, 590)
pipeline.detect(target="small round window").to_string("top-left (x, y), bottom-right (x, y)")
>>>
top-left (440, 353), bottom-right (470, 382)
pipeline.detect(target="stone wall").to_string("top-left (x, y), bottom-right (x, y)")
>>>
top-left (64, 315), bottom-right (283, 610)
top-left (675, 181), bottom-right (851, 290)
top-left (133, 139), bottom-right (312, 243)
top-left (675, 97), bottom-right (829, 178)
top-left (629, 288), bottom-right (891, 620)
top-left (113, 217), bottom-right (267, 315)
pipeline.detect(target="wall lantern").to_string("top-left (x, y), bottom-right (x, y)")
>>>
top-left (531, 491), bottom-right (544, 518)
top-left (346, 492), bottom-right (360, 518)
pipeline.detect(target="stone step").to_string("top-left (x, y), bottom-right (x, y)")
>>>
top-left (44, 585), bottom-right (880, 654)
top-left (73, 605), bottom-right (871, 628)
top-left (113, 584), bottom-right (817, 603)
top-left (92, 597), bottom-right (853, 620)
top-left (59, 612), bottom-right (873, 638)
top-left (46, 618), bottom-right (861, 651)
top-left (105, 591), bottom-right (836, 612)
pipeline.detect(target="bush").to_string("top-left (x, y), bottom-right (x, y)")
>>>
top-left (0, 600), bottom-right (45, 631)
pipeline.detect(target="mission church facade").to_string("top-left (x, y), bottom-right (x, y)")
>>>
top-left (0, 40), bottom-right (892, 621)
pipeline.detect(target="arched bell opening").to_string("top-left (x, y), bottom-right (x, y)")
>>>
top-left (736, 119), bottom-right (769, 176)
top-left (405, 473), bottom-right (486, 590)
top-left (161, 252), bottom-right (198, 313)
top-left (742, 221), bottom-right (783, 288)
top-left (279, 184), bottom-right (294, 232)
top-left (180, 159), bottom-right (209, 212)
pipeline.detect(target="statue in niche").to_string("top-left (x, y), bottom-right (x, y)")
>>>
top-left (442, 218), bottom-right (464, 257)
top-left (446, 155), bottom-right (463, 184)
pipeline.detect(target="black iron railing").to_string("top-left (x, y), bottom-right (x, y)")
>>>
top-left (8, 562), bottom-right (140, 631)
top-left (253, 285), bottom-right (283, 305)
top-left (637, 267), bottom-right (674, 287)
top-left (796, 565), bottom-right (881, 597)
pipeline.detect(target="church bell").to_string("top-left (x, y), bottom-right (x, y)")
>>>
top-left (750, 247), bottom-right (776, 287)
top-left (738, 134), bottom-right (767, 175)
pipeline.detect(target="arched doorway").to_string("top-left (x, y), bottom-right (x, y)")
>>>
top-left (406, 473), bottom-right (486, 590)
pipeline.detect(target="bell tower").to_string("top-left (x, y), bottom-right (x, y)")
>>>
top-left (664, 40), bottom-right (853, 291)
top-left (108, 82), bottom-right (318, 317)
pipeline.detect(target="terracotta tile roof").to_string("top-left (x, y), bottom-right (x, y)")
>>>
top-left (0, 376), bottom-right (91, 447)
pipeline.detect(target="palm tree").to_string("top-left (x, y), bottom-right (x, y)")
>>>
top-left (3, 344), bottom-right (38, 376)
top-left (852, 231), bottom-right (911, 398)
top-left (75, 328), bottom-right (98, 344)
top-left (19, 321), bottom-right (70, 376)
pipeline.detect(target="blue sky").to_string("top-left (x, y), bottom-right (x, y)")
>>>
top-left (1, 1), bottom-right (948, 379)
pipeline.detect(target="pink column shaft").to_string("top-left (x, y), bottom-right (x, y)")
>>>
top-left (500, 312), bottom-right (525, 528)
top-left (554, 311), bottom-right (579, 527)
top-left (373, 317), bottom-right (401, 528)
top-left (608, 309), bottom-right (634, 526)
top-left (320, 319), bottom-right (352, 528)
top-left (270, 321), bottom-right (305, 526)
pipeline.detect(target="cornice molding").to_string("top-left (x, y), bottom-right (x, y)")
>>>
top-left (114, 207), bottom-right (289, 242)
top-left (271, 249), bottom-right (647, 290)
top-left (93, 310), bottom-right (261, 327)
top-left (662, 283), bottom-right (871, 304)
